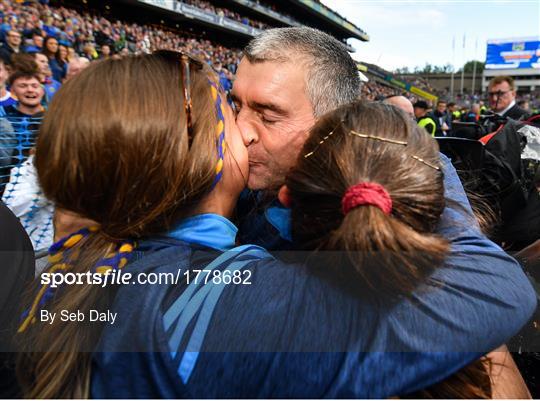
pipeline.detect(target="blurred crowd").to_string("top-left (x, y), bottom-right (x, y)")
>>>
top-left (182, 0), bottom-right (270, 30)
top-left (0, 0), bottom-right (242, 82)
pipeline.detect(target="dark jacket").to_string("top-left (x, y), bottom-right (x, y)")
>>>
top-left (0, 43), bottom-right (18, 65)
top-left (0, 201), bottom-right (35, 397)
top-left (503, 103), bottom-right (529, 121)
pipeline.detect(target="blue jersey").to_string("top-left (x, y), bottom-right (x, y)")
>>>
top-left (91, 213), bottom-right (536, 398)
top-left (44, 79), bottom-right (61, 103)
top-left (0, 91), bottom-right (16, 108)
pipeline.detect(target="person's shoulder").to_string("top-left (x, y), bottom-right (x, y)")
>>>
top-left (51, 79), bottom-right (61, 90)
top-left (505, 103), bottom-right (529, 120)
top-left (3, 105), bottom-right (19, 117)
top-left (0, 92), bottom-right (17, 107)
top-left (0, 201), bottom-right (33, 252)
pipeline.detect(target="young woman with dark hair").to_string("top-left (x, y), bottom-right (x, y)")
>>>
top-left (42, 36), bottom-right (65, 81)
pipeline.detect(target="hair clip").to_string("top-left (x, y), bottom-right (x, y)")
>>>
top-left (349, 130), bottom-right (440, 171)
top-left (304, 120), bottom-right (345, 159)
top-left (304, 126), bottom-right (441, 172)
top-left (349, 130), bottom-right (408, 146)
top-left (304, 130), bottom-right (336, 158)
top-left (411, 155), bottom-right (441, 171)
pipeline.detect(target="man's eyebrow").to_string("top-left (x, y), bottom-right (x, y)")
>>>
top-left (248, 100), bottom-right (288, 116)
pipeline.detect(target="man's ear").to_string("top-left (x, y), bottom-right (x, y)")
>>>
top-left (278, 185), bottom-right (292, 208)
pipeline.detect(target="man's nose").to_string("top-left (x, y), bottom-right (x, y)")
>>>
top-left (236, 112), bottom-right (259, 146)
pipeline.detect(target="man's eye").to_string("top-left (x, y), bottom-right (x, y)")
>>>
top-left (260, 115), bottom-right (277, 125)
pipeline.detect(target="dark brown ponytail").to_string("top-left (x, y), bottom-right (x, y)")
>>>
top-left (287, 100), bottom-right (448, 298)
top-left (286, 100), bottom-right (494, 398)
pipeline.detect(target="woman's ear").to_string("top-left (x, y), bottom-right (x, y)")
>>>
top-left (278, 185), bottom-right (292, 208)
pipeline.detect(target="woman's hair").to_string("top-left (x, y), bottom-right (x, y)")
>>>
top-left (286, 100), bottom-right (448, 298)
top-left (17, 51), bottom-right (222, 398)
top-left (57, 44), bottom-right (68, 66)
top-left (287, 100), bottom-right (492, 398)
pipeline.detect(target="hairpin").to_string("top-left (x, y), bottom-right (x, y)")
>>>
top-left (349, 130), bottom-right (440, 171)
top-left (349, 130), bottom-right (408, 145)
top-left (304, 120), bottom-right (345, 159)
top-left (303, 125), bottom-right (441, 171)
top-left (410, 155), bottom-right (441, 171)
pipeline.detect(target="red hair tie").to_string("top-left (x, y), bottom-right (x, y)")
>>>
top-left (342, 182), bottom-right (392, 215)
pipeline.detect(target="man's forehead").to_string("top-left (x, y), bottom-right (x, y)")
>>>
top-left (233, 57), bottom-right (307, 104)
top-left (491, 81), bottom-right (511, 90)
top-left (15, 78), bottom-right (39, 85)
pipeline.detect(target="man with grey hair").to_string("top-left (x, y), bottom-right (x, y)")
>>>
top-left (233, 27), bottom-right (532, 396)
top-left (231, 27), bottom-right (359, 190)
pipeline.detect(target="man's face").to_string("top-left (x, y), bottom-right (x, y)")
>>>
top-left (11, 77), bottom-right (44, 108)
top-left (231, 58), bottom-right (315, 190)
top-left (6, 30), bottom-right (21, 47)
top-left (35, 53), bottom-right (50, 76)
top-left (488, 81), bottom-right (516, 112)
top-left (414, 107), bottom-right (425, 119)
top-left (33, 34), bottom-right (43, 48)
top-left (437, 102), bottom-right (446, 113)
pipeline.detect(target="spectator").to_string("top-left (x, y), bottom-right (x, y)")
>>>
top-left (0, 29), bottom-right (21, 65)
top-left (447, 102), bottom-right (461, 120)
top-left (461, 103), bottom-right (481, 123)
top-left (383, 94), bottom-right (414, 118)
top-left (34, 52), bottom-right (61, 101)
top-left (1, 69), bottom-right (44, 198)
top-left (487, 76), bottom-right (528, 120)
top-left (431, 99), bottom-right (451, 136)
top-left (23, 31), bottom-right (43, 53)
top-left (65, 56), bottom-right (89, 80)
top-left (4, 70), bottom-right (44, 118)
top-left (42, 36), bottom-right (64, 81)
top-left (100, 43), bottom-right (111, 59)
top-left (479, 100), bottom-right (488, 114)
top-left (42, 36), bottom-right (58, 60)
top-left (82, 42), bottom-right (97, 60)
top-left (413, 100), bottom-right (436, 136)
top-left (56, 43), bottom-right (68, 73)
